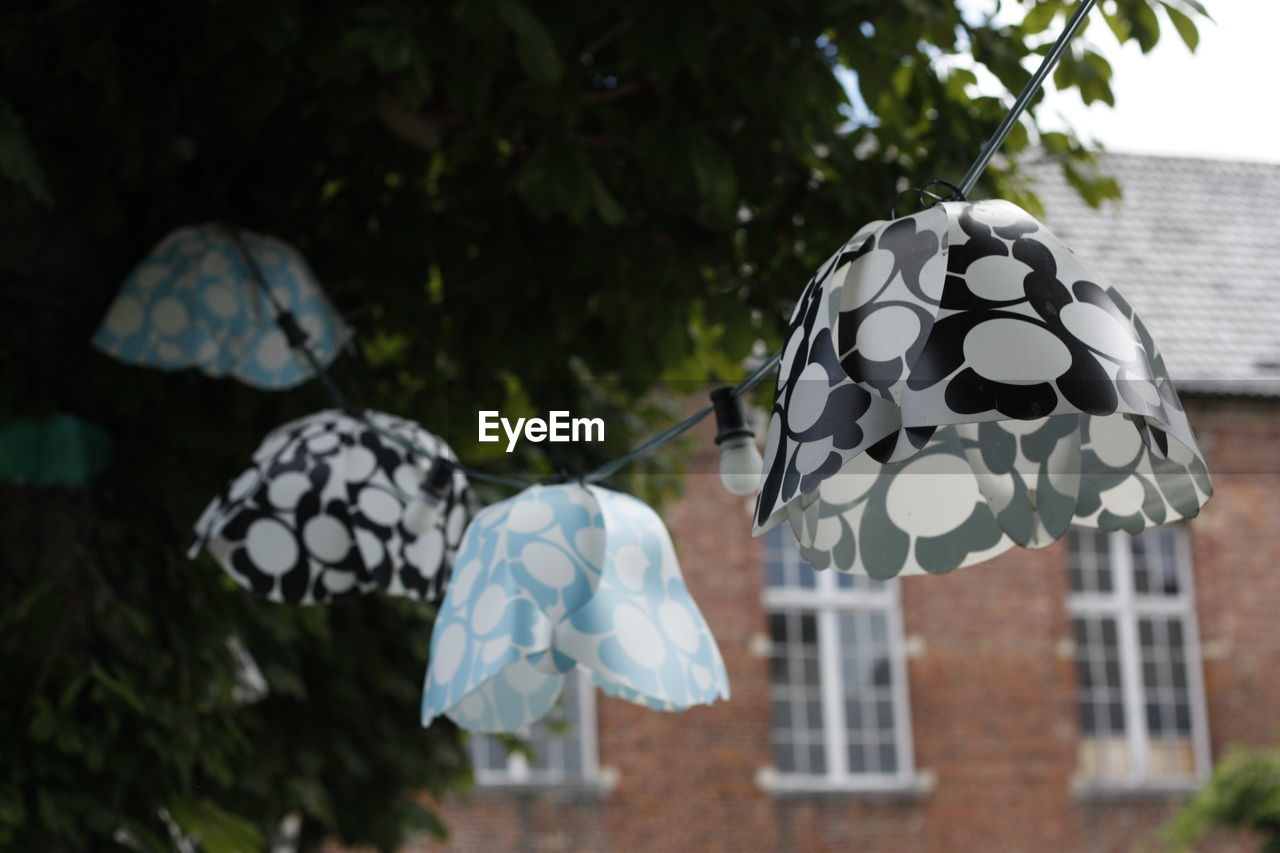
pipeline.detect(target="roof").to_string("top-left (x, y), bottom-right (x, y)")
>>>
top-left (1027, 152), bottom-right (1280, 397)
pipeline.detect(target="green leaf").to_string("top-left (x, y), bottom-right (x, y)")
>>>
top-left (1080, 50), bottom-right (1115, 106)
top-left (1161, 3), bottom-right (1200, 51)
top-left (589, 172), bottom-right (626, 226)
top-left (88, 661), bottom-right (145, 713)
top-left (1179, 0), bottom-right (1210, 18)
top-left (402, 798), bottom-right (449, 841)
top-left (1130, 0), bottom-right (1162, 52)
top-left (1021, 1), bottom-right (1061, 36)
top-left (0, 99), bottom-right (52, 205)
top-left (515, 140), bottom-right (598, 221)
top-left (1101, 9), bottom-right (1130, 42)
top-left (27, 702), bottom-right (56, 743)
top-left (944, 67), bottom-right (977, 101)
top-left (687, 131), bottom-right (738, 221)
top-left (168, 799), bottom-right (265, 853)
top-left (494, 0), bottom-right (563, 86)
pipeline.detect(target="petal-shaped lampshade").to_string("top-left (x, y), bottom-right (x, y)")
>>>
top-left (755, 199), bottom-right (1211, 577)
top-left (93, 224), bottom-right (351, 390)
top-left (421, 483), bottom-right (729, 733)
top-left (0, 413), bottom-right (111, 488)
top-left (189, 409), bottom-right (472, 604)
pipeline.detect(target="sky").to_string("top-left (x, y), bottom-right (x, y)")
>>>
top-left (1013, 0), bottom-right (1280, 164)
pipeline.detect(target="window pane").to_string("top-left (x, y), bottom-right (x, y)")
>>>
top-left (878, 743), bottom-right (898, 774)
top-left (471, 670), bottom-right (589, 783)
top-left (1071, 615), bottom-right (1129, 779)
top-left (837, 610), bottom-right (901, 777)
top-left (1068, 525), bottom-right (1203, 785)
top-left (772, 737), bottom-right (792, 772)
top-left (1132, 527), bottom-right (1181, 597)
top-left (768, 608), bottom-right (825, 776)
top-left (523, 671), bottom-right (586, 780)
top-left (1138, 614), bottom-right (1198, 777)
top-left (472, 732), bottom-right (509, 772)
top-left (1066, 528), bottom-right (1112, 594)
top-left (847, 743), bottom-right (866, 773)
top-left (835, 571), bottom-right (892, 593)
top-left (869, 611), bottom-right (888, 646)
top-left (1131, 532), bottom-right (1152, 594)
top-left (808, 744), bottom-right (827, 774)
top-left (765, 530), bottom-right (911, 781)
top-left (764, 526), bottom-right (817, 589)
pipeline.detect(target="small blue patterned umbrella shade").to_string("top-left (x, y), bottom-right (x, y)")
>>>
top-left (421, 484), bottom-right (729, 733)
top-left (189, 410), bottom-right (472, 604)
top-left (92, 224), bottom-right (351, 390)
top-left (756, 200), bottom-right (1211, 579)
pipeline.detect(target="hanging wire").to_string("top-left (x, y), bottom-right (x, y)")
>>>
top-left (890, 178), bottom-right (967, 219)
top-left (582, 347), bottom-right (782, 484)
top-left (957, 0), bottom-right (1098, 197)
top-left (223, 0), bottom-right (1094, 493)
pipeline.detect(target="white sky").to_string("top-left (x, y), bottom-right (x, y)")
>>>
top-left (1019, 1), bottom-right (1280, 163)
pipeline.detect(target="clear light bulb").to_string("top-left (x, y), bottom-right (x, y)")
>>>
top-left (710, 386), bottom-right (763, 496)
top-left (719, 433), bottom-right (763, 495)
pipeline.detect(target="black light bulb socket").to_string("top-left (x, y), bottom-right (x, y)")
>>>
top-left (274, 311), bottom-right (310, 349)
top-left (422, 456), bottom-right (454, 501)
top-left (710, 387), bottom-right (754, 445)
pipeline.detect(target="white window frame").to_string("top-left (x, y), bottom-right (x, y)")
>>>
top-left (760, 531), bottom-right (918, 793)
top-left (1067, 525), bottom-right (1212, 792)
top-left (470, 672), bottom-right (600, 787)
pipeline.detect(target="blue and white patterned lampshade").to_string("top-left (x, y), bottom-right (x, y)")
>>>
top-left (755, 200), bottom-right (1212, 579)
top-left (92, 224), bottom-right (351, 390)
top-left (189, 410), bottom-right (472, 604)
top-left (421, 483), bottom-right (729, 733)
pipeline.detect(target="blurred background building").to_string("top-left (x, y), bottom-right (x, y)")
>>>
top-left (421, 153), bottom-right (1280, 852)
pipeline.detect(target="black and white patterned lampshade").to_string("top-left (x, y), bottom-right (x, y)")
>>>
top-left (753, 200), bottom-right (1212, 580)
top-left (190, 410), bottom-right (472, 604)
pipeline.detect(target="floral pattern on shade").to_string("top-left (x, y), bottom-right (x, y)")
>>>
top-left (92, 224), bottom-right (351, 390)
top-left (421, 483), bottom-right (729, 734)
top-left (755, 199), bottom-right (1211, 577)
top-left (190, 409), bottom-right (471, 604)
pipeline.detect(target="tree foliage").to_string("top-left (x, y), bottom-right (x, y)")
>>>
top-left (0, 0), bottom-right (1202, 849)
top-left (1167, 742), bottom-right (1280, 852)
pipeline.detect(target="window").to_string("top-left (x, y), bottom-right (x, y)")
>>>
top-left (469, 669), bottom-right (598, 786)
top-left (1067, 526), bottom-right (1210, 788)
top-left (762, 527), bottom-right (916, 790)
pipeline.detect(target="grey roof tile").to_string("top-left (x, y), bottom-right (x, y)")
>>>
top-left (1026, 152), bottom-right (1280, 397)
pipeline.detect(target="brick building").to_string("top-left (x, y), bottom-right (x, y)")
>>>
top-left (419, 154), bottom-right (1280, 852)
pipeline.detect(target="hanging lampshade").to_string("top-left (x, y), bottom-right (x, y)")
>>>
top-left (92, 224), bottom-right (351, 390)
top-left (189, 409), bottom-right (471, 604)
top-left (421, 483), bottom-right (728, 733)
top-left (0, 413), bottom-right (111, 488)
top-left (754, 199), bottom-right (1211, 578)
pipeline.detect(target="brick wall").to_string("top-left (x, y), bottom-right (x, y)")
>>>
top-left (418, 397), bottom-right (1279, 852)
